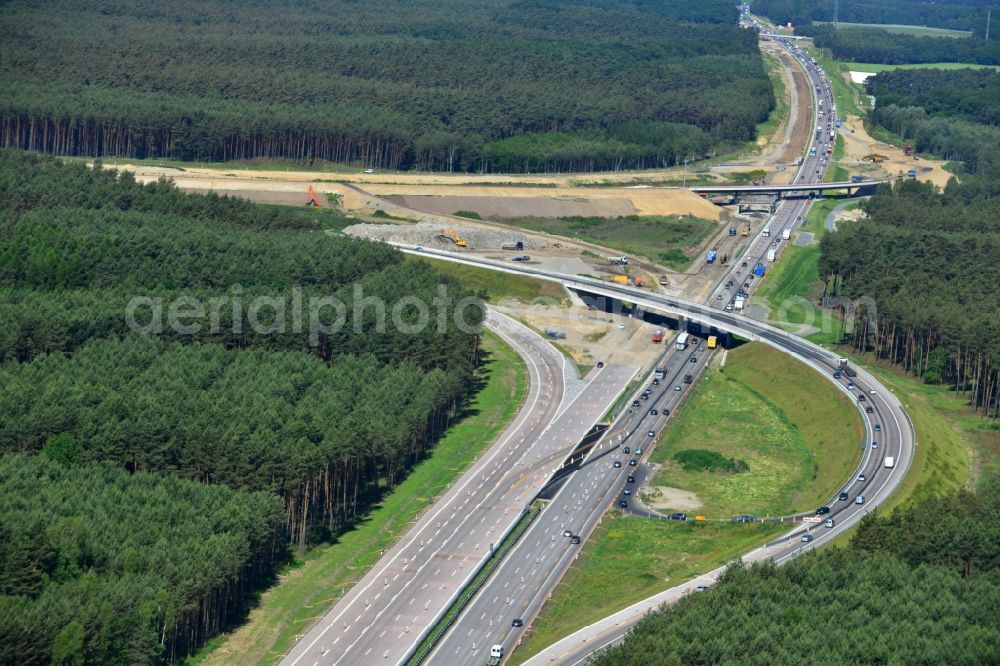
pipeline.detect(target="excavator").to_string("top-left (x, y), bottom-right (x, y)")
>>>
top-left (438, 229), bottom-right (468, 247)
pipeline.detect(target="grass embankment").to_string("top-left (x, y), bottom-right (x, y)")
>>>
top-left (510, 516), bottom-right (787, 664)
top-left (814, 21), bottom-right (972, 38)
top-left (500, 215), bottom-right (717, 271)
top-left (648, 343), bottom-right (863, 517)
top-left (196, 332), bottom-right (527, 666)
top-left (845, 62), bottom-right (1000, 73)
top-left (409, 255), bottom-right (566, 303)
top-left (753, 51), bottom-right (792, 154)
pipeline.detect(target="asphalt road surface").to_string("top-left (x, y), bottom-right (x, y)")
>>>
top-left (281, 311), bottom-right (636, 666)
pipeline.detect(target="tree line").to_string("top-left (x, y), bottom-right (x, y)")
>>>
top-left (866, 68), bottom-right (1000, 128)
top-left (0, 151), bottom-right (486, 662)
top-left (590, 482), bottom-right (1000, 665)
top-left (751, 0), bottom-right (993, 36)
top-left (811, 26), bottom-right (1000, 65)
top-left (0, 0), bottom-right (774, 171)
top-left (0, 453), bottom-right (286, 665)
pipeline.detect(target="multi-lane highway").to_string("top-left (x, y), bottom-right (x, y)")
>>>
top-left (397, 31), bottom-right (912, 666)
top-left (280, 311), bottom-right (637, 666)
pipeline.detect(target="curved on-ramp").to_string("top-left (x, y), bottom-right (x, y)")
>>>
top-left (399, 245), bottom-right (915, 666)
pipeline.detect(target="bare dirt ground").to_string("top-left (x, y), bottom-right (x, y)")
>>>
top-left (837, 110), bottom-right (953, 187)
top-left (642, 483), bottom-right (704, 512)
top-left (358, 183), bottom-right (723, 220)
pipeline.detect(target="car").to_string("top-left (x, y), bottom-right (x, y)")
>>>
top-left (623, 487), bottom-right (632, 495)
top-left (627, 475), bottom-right (635, 483)
top-left (770, 241), bottom-right (777, 247)
top-left (695, 585), bottom-right (709, 592)
top-left (629, 459), bottom-right (637, 466)
top-left (742, 261), bottom-right (748, 267)
top-left (847, 382), bottom-right (855, 390)
top-left (618, 500), bottom-right (628, 508)
top-left (824, 518), bottom-right (835, 528)
top-left (632, 400), bottom-right (640, 407)
top-left (869, 389), bottom-right (876, 395)
top-left (669, 513), bottom-right (687, 521)
top-left (858, 473), bottom-right (867, 482)
top-left (833, 371), bottom-right (841, 379)
top-left (838, 492), bottom-right (849, 501)
top-left (689, 356), bottom-right (697, 363)
top-left (623, 446), bottom-right (631, 454)
top-left (717, 294), bottom-right (723, 300)
top-left (641, 394), bottom-right (649, 401)
top-left (414, 245), bottom-right (424, 252)
top-left (512, 618), bottom-right (524, 627)
top-left (816, 506), bottom-right (831, 515)
top-left (674, 385), bottom-right (682, 391)
top-left (858, 395), bottom-right (866, 402)
top-left (364, 168), bottom-right (375, 174)
top-left (743, 282), bottom-right (750, 288)
top-left (613, 460), bottom-right (622, 468)
top-left (871, 441), bottom-right (878, 449)
top-left (652, 378), bottom-right (660, 385)
top-left (733, 514), bottom-right (756, 523)
top-left (635, 447), bottom-right (643, 455)
top-left (563, 529), bottom-right (573, 538)
top-left (647, 430), bottom-right (655, 438)
top-left (855, 495), bottom-right (865, 505)
top-left (596, 361), bottom-right (605, 368)
top-left (874, 424), bottom-right (881, 432)
top-left (618, 322), bottom-right (625, 329)
top-left (866, 406), bottom-right (874, 413)
top-left (570, 535), bottom-right (581, 544)
top-left (650, 409), bottom-right (658, 416)
top-left (661, 409), bottom-right (669, 417)
top-left (801, 533), bottom-right (814, 542)
top-left (725, 304), bottom-right (733, 312)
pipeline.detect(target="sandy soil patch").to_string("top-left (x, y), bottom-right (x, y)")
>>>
top-left (643, 485), bottom-right (704, 512)
top-left (360, 184), bottom-right (722, 220)
top-left (385, 194), bottom-right (637, 219)
top-left (837, 115), bottom-right (953, 188)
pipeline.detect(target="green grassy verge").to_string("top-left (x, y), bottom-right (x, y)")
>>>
top-left (844, 61), bottom-right (1000, 72)
top-left (195, 332), bottom-right (528, 666)
top-left (647, 343), bottom-right (863, 517)
top-left (409, 255), bottom-right (567, 303)
top-left (814, 21), bottom-right (972, 38)
top-left (498, 215), bottom-right (717, 271)
top-left (510, 516), bottom-right (788, 664)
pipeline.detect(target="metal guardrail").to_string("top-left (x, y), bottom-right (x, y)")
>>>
top-left (408, 505), bottom-right (541, 666)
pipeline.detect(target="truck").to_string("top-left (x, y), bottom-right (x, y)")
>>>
top-left (609, 275), bottom-right (642, 287)
top-left (501, 241), bottom-right (524, 251)
top-left (706, 249), bottom-right (718, 264)
top-left (651, 329), bottom-right (664, 344)
top-left (754, 263), bottom-right (766, 277)
top-left (904, 143), bottom-right (913, 156)
top-left (815, 129), bottom-right (822, 139)
top-left (654, 367), bottom-right (667, 379)
top-left (608, 256), bottom-right (629, 265)
top-left (829, 131), bottom-right (835, 141)
top-left (766, 249), bottom-right (776, 262)
top-left (809, 146), bottom-right (817, 156)
top-left (837, 358), bottom-right (858, 378)
top-left (762, 227), bottom-right (771, 238)
top-left (675, 331), bottom-right (690, 351)
top-left (819, 98), bottom-right (823, 108)
top-left (707, 335), bottom-right (718, 349)
top-left (734, 296), bottom-right (745, 310)
top-left (850, 175), bottom-right (863, 183)
top-left (782, 228), bottom-right (791, 241)
top-left (488, 644), bottom-right (504, 666)
top-left (884, 456), bottom-right (895, 469)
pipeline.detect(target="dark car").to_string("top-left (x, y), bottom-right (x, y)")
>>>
top-left (632, 400), bottom-right (640, 407)
top-left (669, 513), bottom-right (687, 521)
top-left (833, 371), bottom-right (841, 379)
top-left (647, 430), bottom-right (655, 438)
top-left (662, 408), bottom-right (670, 416)
top-left (866, 406), bottom-right (874, 413)
top-left (623, 446), bottom-right (631, 454)
top-left (874, 424), bottom-right (882, 432)
top-left (732, 514), bottom-right (756, 523)
top-left (650, 408), bottom-right (658, 416)
top-left (619, 499), bottom-right (628, 508)
top-left (629, 459), bottom-right (637, 466)
top-left (689, 356), bottom-right (697, 363)
top-left (596, 361), bottom-right (605, 368)
top-left (627, 475), bottom-right (635, 483)
top-left (652, 378), bottom-right (660, 385)
top-left (816, 506), bottom-right (831, 515)
top-left (613, 460), bottom-right (622, 468)
top-left (623, 487), bottom-right (632, 496)
top-left (838, 492), bottom-right (849, 501)
top-left (801, 533), bottom-right (814, 543)
top-left (570, 536), bottom-right (581, 545)
top-left (512, 618), bottom-right (524, 627)
top-left (858, 394), bottom-right (866, 402)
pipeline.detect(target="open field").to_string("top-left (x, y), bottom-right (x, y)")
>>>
top-left (647, 343), bottom-right (863, 517)
top-left (497, 215), bottom-right (717, 271)
top-left (846, 61), bottom-right (1000, 73)
top-left (814, 21), bottom-right (972, 38)
top-left (510, 515), bottom-right (788, 664)
top-left (197, 332), bottom-right (527, 666)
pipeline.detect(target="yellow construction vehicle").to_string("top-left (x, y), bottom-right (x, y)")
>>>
top-left (438, 229), bottom-right (468, 247)
top-left (865, 154), bottom-right (887, 164)
top-left (740, 224), bottom-right (750, 237)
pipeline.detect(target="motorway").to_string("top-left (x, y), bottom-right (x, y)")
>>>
top-left (280, 310), bottom-right (638, 666)
top-left (403, 28), bottom-right (913, 666)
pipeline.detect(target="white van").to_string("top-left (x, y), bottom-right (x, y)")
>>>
top-left (884, 456), bottom-right (895, 468)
